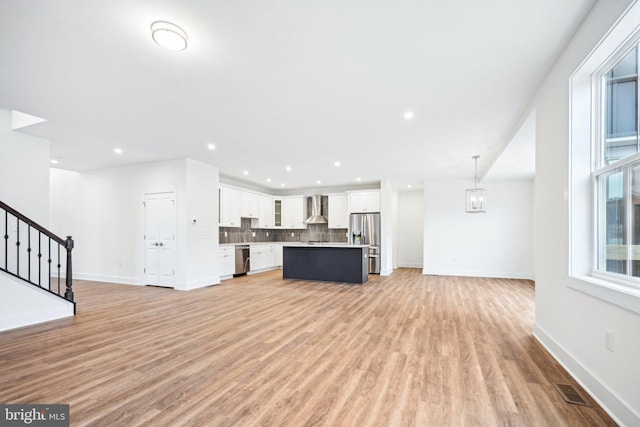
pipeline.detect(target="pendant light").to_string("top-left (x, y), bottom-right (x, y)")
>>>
top-left (465, 155), bottom-right (486, 213)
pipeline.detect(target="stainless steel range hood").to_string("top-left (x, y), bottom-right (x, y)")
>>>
top-left (305, 195), bottom-right (328, 224)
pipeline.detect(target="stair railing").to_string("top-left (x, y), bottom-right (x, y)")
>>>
top-left (0, 200), bottom-right (75, 310)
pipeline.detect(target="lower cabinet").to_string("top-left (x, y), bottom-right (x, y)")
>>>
top-left (274, 244), bottom-right (283, 267)
top-left (249, 245), bottom-right (276, 272)
top-left (219, 246), bottom-right (235, 279)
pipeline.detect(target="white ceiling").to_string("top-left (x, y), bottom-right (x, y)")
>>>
top-left (0, 0), bottom-right (593, 191)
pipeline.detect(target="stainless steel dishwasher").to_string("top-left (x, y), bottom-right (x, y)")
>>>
top-left (234, 245), bottom-right (250, 276)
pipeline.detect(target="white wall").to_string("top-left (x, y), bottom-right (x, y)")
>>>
top-left (396, 190), bottom-right (424, 268)
top-left (185, 159), bottom-right (220, 289)
top-left (532, 0), bottom-right (640, 424)
top-left (380, 180), bottom-right (394, 275)
top-left (0, 109), bottom-right (50, 225)
top-left (50, 159), bottom-right (220, 289)
top-left (423, 179), bottom-right (534, 279)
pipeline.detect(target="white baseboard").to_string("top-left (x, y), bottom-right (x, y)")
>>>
top-left (533, 323), bottom-right (639, 427)
top-left (422, 268), bottom-right (534, 280)
top-left (380, 267), bottom-right (393, 276)
top-left (174, 277), bottom-right (220, 291)
top-left (397, 263), bottom-right (423, 269)
top-left (73, 272), bottom-right (141, 286)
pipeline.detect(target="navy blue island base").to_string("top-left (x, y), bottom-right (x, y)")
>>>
top-left (282, 244), bottom-right (369, 284)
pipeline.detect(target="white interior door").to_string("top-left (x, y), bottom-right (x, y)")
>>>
top-left (144, 192), bottom-right (176, 287)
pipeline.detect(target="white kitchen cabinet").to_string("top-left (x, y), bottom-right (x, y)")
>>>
top-left (348, 191), bottom-right (380, 213)
top-left (328, 194), bottom-right (349, 228)
top-left (273, 199), bottom-right (282, 227)
top-left (281, 197), bottom-right (307, 229)
top-left (220, 187), bottom-right (242, 227)
top-left (219, 246), bottom-right (236, 278)
top-left (250, 244), bottom-right (276, 271)
top-left (274, 243), bottom-right (283, 267)
top-left (240, 191), bottom-right (260, 219)
top-left (256, 195), bottom-right (274, 229)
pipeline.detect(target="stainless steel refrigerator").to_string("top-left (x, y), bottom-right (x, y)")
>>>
top-left (350, 213), bottom-right (381, 274)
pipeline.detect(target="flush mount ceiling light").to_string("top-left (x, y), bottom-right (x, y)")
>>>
top-left (465, 155), bottom-right (486, 213)
top-left (151, 21), bottom-right (188, 51)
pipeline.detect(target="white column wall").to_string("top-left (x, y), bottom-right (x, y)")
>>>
top-left (380, 180), bottom-right (394, 275)
top-left (396, 190), bottom-right (424, 268)
top-left (184, 159), bottom-right (220, 289)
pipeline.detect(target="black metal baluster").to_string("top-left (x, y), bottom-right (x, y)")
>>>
top-left (38, 232), bottom-right (42, 287)
top-left (3, 210), bottom-right (7, 270)
top-left (27, 225), bottom-right (32, 282)
top-left (48, 238), bottom-right (51, 291)
top-left (16, 217), bottom-right (20, 277)
top-left (57, 243), bottom-right (61, 295)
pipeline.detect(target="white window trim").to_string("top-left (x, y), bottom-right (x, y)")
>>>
top-left (569, 0), bottom-right (640, 315)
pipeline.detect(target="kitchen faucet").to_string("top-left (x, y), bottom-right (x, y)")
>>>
top-left (243, 229), bottom-right (253, 243)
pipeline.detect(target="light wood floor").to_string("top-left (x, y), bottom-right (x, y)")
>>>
top-left (0, 269), bottom-right (616, 426)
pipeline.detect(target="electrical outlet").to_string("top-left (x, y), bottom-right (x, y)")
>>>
top-left (605, 329), bottom-right (614, 352)
top-left (252, 232), bottom-right (256, 237)
top-left (266, 232), bottom-right (269, 237)
top-left (291, 232), bottom-right (294, 237)
top-left (224, 231), bottom-right (228, 237)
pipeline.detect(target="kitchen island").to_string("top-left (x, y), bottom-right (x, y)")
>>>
top-left (282, 244), bottom-right (369, 284)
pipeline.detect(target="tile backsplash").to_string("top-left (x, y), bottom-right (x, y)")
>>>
top-left (219, 218), bottom-right (348, 244)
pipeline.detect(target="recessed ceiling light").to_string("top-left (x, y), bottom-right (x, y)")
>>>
top-left (114, 148), bottom-right (123, 155)
top-left (151, 21), bottom-right (188, 51)
top-left (266, 178), bottom-right (272, 183)
top-left (404, 111), bottom-right (414, 121)
top-left (285, 166), bottom-right (292, 172)
top-left (316, 180), bottom-right (322, 185)
top-left (408, 184), bottom-right (412, 189)
top-left (334, 161), bottom-right (341, 167)
top-left (207, 143), bottom-right (216, 150)
top-left (281, 183), bottom-right (286, 187)
top-left (243, 170), bottom-right (249, 175)
top-left (50, 159), bottom-right (59, 165)
top-left (356, 177), bottom-right (362, 182)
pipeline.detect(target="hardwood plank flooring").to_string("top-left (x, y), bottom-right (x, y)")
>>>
top-left (0, 269), bottom-right (617, 426)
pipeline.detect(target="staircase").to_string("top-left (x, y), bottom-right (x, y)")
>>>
top-left (0, 200), bottom-right (75, 331)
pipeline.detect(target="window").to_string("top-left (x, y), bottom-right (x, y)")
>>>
top-left (595, 44), bottom-right (640, 287)
top-left (569, 1), bottom-right (640, 315)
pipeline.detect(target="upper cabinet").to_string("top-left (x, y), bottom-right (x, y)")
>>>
top-left (220, 185), bottom-right (274, 228)
top-left (240, 191), bottom-right (260, 219)
top-left (256, 195), bottom-right (273, 229)
top-left (328, 194), bottom-right (349, 228)
top-left (220, 186), bottom-right (242, 227)
top-left (281, 196), bottom-right (307, 229)
top-left (348, 190), bottom-right (380, 213)
top-left (273, 199), bottom-right (282, 227)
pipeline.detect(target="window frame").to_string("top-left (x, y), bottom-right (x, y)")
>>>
top-left (592, 40), bottom-right (640, 288)
top-left (568, 1), bottom-right (640, 315)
